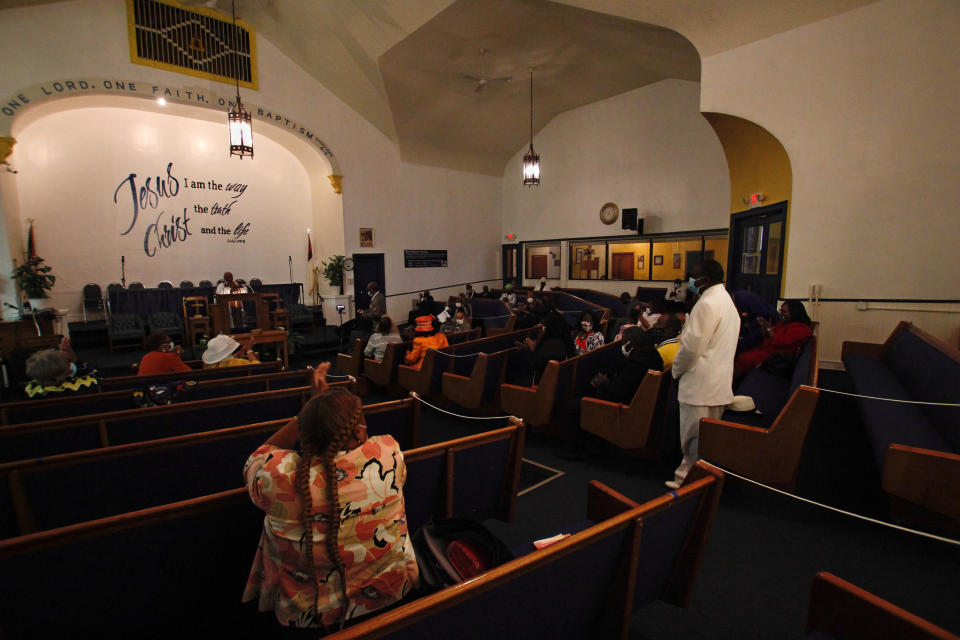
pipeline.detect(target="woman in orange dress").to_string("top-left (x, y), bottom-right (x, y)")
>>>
top-left (243, 363), bottom-right (419, 631)
top-left (403, 315), bottom-right (449, 369)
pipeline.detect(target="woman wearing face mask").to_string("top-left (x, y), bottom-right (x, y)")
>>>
top-left (440, 308), bottom-right (471, 334)
top-left (573, 311), bottom-right (604, 355)
top-left (137, 332), bottom-right (191, 376)
top-left (734, 300), bottom-right (813, 376)
top-left (24, 337), bottom-right (99, 398)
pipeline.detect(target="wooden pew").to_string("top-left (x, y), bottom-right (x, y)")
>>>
top-left (0, 398), bottom-right (421, 538)
top-left (335, 336), bottom-right (369, 378)
top-left (500, 341), bottom-right (622, 432)
top-left (842, 322), bottom-right (960, 525)
top-left (324, 462), bottom-right (724, 640)
top-left (545, 290), bottom-right (612, 335)
top-left (470, 298), bottom-right (515, 335)
top-left (364, 340), bottom-right (414, 390)
top-left (442, 347), bottom-right (516, 412)
top-left (0, 369), bottom-right (313, 425)
top-left (0, 424), bottom-right (525, 638)
top-left (807, 571), bottom-right (959, 640)
top-left (0, 384), bottom-right (342, 463)
top-left (697, 335), bottom-right (821, 491)
top-left (99, 360), bottom-right (282, 391)
top-left (580, 365), bottom-right (673, 457)
top-left (390, 327), bottom-right (539, 398)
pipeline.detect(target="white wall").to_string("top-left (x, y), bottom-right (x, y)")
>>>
top-left (12, 105), bottom-right (315, 313)
top-left (700, 0), bottom-right (960, 301)
top-left (502, 79), bottom-right (729, 242)
top-left (0, 0), bottom-right (502, 316)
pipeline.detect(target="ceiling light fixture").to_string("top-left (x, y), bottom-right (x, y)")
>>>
top-left (227, 0), bottom-right (253, 159)
top-left (522, 68), bottom-right (540, 187)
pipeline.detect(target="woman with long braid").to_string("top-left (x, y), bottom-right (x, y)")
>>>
top-left (243, 362), bottom-right (419, 631)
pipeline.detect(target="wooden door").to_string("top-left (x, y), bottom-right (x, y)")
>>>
top-left (530, 255), bottom-right (548, 279)
top-left (612, 252), bottom-right (634, 280)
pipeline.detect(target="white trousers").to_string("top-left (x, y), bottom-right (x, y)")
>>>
top-left (673, 403), bottom-right (725, 483)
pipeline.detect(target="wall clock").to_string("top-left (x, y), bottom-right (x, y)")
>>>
top-left (599, 202), bottom-right (619, 225)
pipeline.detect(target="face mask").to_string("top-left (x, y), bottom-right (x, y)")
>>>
top-left (455, 302), bottom-right (462, 308)
top-left (456, 318), bottom-right (464, 326)
top-left (69, 362), bottom-right (78, 377)
top-left (581, 322), bottom-right (592, 332)
top-left (527, 297), bottom-right (534, 304)
top-left (621, 344), bottom-right (633, 358)
top-left (688, 276), bottom-right (702, 294)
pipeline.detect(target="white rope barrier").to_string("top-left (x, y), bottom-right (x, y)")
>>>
top-left (473, 313), bottom-right (514, 319)
top-left (426, 348), bottom-right (482, 358)
top-left (409, 391), bottom-right (518, 422)
top-left (815, 387), bottom-right (960, 407)
top-left (699, 460), bottom-right (960, 546)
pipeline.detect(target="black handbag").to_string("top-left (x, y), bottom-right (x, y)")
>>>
top-left (411, 517), bottom-right (514, 591)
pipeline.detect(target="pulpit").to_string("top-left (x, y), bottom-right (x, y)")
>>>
top-left (210, 293), bottom-right (271, 335)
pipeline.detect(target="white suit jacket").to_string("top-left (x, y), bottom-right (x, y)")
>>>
top-left (672, 283), bottom-right (740, 406)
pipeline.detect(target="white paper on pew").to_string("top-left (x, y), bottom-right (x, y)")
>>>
top-left (533, 533), bottom-right (570, 549)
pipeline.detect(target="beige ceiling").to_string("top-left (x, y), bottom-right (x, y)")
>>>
top-left (9, 0), bottom-right (880, 174)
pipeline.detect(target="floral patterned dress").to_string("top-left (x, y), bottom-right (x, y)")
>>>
top-left (243, 435), bottom-right (419, 629)
top-left (574, 330), bottom-right (605, 355)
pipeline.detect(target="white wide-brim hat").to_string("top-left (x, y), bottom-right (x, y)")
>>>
top-left (202, 334), bottom-right (240, 364)
top-left (727, 395), bottom-right (757, 413)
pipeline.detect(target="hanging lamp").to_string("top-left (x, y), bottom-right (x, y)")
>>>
top-left (227, 0), bottom-right (253, 159)
top-left (522, 68), bottom-right (540, 187)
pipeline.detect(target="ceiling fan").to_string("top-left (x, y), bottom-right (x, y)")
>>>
top-left (463, 48), bottom-right (512, 93)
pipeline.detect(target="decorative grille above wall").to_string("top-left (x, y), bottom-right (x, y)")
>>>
top-left (127, 0), bottom-right (258, 89)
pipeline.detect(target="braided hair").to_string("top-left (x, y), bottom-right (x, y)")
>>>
top-left (295, 388), bottom-right (365, 630)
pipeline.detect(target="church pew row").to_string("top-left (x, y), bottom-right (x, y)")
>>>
top-left (0, 423), bottom-right (525, 638)
top-left (580, 365), bottom-right (673, 458)
top-left (397, 326), bottom-right (541, 397)
top-left (336, 336), bottom-right (369, 377)
top-left (99, 360), bottom-right (283, 391)
top-left (500, 340), bottom-right (623, 433)
top-left (470, 297), bottom-right (515, 335)
top-left (556, 287), bottom-right (630, 317)
top-left (339, 329), bottom-right (483, 384)
top-left (698, 335), bottom-right (820, 492)
top-left (0, 382), bottom-right (355, 463)
top-left (442, 347), bottom-right (516, 412)
top-left (806, 571), bottom-right (960, 640)
top-left (0, 398), bottom-right (420, 538)
top-left (325, 462), bottom-right (724, 640)
top-left (0, 369), bottom-right (313, 425)
top-left (544, 290), bottom-right (612, 334)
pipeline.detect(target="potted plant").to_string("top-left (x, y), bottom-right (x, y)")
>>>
top-left (12, 255), bottom-right (55, 310)
top-left (321, 254), bottom-right (345, 295)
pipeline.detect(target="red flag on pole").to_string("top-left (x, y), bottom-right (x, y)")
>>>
top-left (307, 232), bottom-right (313, 261)
top-left (27, 221), bottom-right (36, 258)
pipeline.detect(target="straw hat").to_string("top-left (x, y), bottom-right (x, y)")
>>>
top-left (202, 334), bottom-right (240, 364)
top-left (414, 315), bottom-right (435, 333)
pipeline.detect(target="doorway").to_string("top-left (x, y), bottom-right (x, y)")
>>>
top-left (611, 252), bottom-right (634, 280)
top-left (352, 253), bottom-right (385, 312)
top-left (502, 244), bottom-right (520, 285)
top-left (726, 201), bottom-right (787, 304)
top-left (529, 254), bottom-right (548, 279)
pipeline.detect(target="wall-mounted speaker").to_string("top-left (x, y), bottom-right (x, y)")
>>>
top-left (636, 217), bottom-right (644, 235)
top-left (622, 208), bottom-right (638, 230)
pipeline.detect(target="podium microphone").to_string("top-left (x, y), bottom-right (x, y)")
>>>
top-left (288, 255), bottom-right (293, 283)
top-left (121, 255), bottom-right (126, 288)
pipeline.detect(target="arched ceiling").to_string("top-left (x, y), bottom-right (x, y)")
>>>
top-left (11, 0), bottom-right (880, 175)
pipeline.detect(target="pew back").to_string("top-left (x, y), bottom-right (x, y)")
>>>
top-left (0, 425), bottom-right (526, 638)
top-left (100, 360), bottom-right (282, 391)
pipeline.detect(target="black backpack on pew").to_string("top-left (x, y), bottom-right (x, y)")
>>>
top-left (412, 517), bottom-right (514, 592)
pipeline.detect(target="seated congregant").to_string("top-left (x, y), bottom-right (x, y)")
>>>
top-left (734, 300), bottom-right (812, 376)
top-left (201, 334), bottom-right (260, 368)
top-left (404, 315), bottom-right (448, 369)
top-left (364, 316), bottom-right (402, 362)
top-left (731, 289), bottom-right (780, 354)
top-left (138, 332), bottom-right (191, 376)
top-left (573, 310), bottom-right (604, 354)
top-left (242, 362), bottom-right (419, 631)
top-left (440, 307), bottom-right (471, 335)
top-left (24, 337), bottom-right (99, 398)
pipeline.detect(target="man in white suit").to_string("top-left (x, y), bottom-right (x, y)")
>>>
top-left (667, 259), bottom-right (740, 488)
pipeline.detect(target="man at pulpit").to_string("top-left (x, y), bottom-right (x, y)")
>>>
top-left (216, 272), bottom-right (249, 329)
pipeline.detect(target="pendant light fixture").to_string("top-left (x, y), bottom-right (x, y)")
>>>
top-left (227, 0), bottom-right (253, 159)
top-left (522, 67), bottom-right (540, 187)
